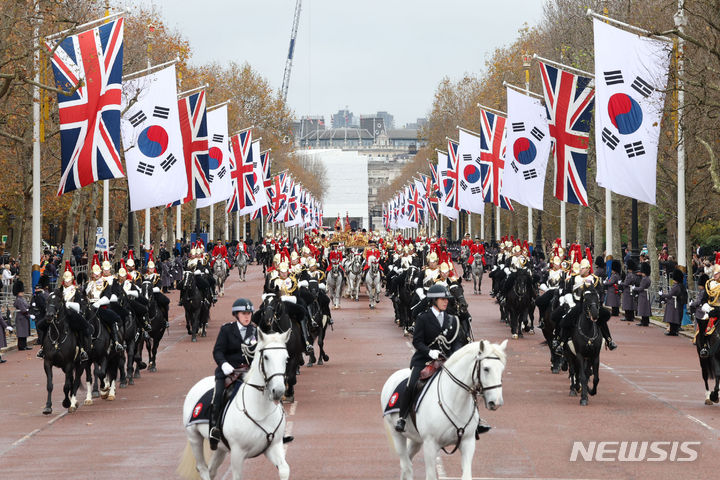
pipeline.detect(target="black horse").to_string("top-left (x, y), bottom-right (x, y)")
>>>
top-left (38, 292), bottom-right (86, 415)
top-left (505, 269), bottom-right (536, 338)
top-left (118, 294), bottom-right (138, 389)
top-left (695, 315), bottom-right (720, 405)
top-left (304, 278), bottom-right (330, 367)
top-left (180, 271), bottom-right (208, 342)
top-left (83, 302), bottom-right (112, 401)
top-left (140, 280), bottom-right (167, 373)
top-left (538, 289), bottom-right (564, 374)
top-left (564, 286), bottom-right (603, 406)
top-left (394, 265), bottom-right (419, 335)
top-left (253, 293), bottom-right (304, 402)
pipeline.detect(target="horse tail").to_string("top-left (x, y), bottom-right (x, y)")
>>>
top-left (383, 421), bottom-right (401, 455)
top-left (176, 439), bottom-right (204, 480)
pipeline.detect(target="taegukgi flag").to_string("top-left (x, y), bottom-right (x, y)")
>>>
top-left (593, 18), bottom-right (671, 204)
top-left (197, 104), bottom-right (233, 207)
top-left (457, 128), bottom-right (486, 215)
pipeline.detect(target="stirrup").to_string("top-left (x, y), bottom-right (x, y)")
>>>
top-left (36, 348), bottom-right (44, 359)
top-left (79, 349), bottom-right (88, 362)
top-left (395, 417), bottom-right (406, 432)
top-left (114, 342), bottom-right (124, 352)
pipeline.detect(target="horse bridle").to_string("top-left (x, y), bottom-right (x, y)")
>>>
top-left (436, 354), bottom-right (503, 455)
top-left (246, 346), bottom-right (288, 392)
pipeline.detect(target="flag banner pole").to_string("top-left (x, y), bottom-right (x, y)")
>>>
top-left (561, 201), bottom-right (567, 246)
top-left (122, 57), bottom-right (179, 82)
top-left (532, 54), bottom-right (594, 79)
top-left (502, 81), bottom-right (544, 100)
top-left (177, 83), bottom-right (209, 99)
top-left (586, 9), bottom-right (672, 42)
top-left (476, 103), bottom-right (506, 117)
top-left (207, 100), bottom-right (231, 112)
top-left (231, 125), bottom-right (255, 137)
top-left (456, 125), bottom-right (482, 137)
top-left (45, 11), bottom-right (125, 41)
top-left (209, 205), bottom-right (214, 240)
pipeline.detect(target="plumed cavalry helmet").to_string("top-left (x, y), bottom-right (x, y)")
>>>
top-left (427, 284), bottom-right (452, 299)
top-left (232, 298), bottom-right (253, 314)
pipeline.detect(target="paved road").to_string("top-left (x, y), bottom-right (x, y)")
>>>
top-left (0, 265), bottom-right (718, 479)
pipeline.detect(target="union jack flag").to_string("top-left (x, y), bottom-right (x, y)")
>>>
top-left (284, 180), bottom-right (298, 224)
top-left (406, 184), bottom-right (423, 225)
top-left (175, 91), bottom-right (210, 205)
top-left (442, 140), bottom-right (460, 210)
top-left (538, 61), bottom-right (595, 206)
top-left (251, 150), bottom-right (273, 220)
top-left (270, 172), bottom-right (288, 222)
top-left (479, 109), bottom-right (513, 211)
top-left (48, 18), bottom-right (125, 195)
top-left (419, 173), bottom-right (438, 221)
top-left (227, 130), bottom-right (253, 213)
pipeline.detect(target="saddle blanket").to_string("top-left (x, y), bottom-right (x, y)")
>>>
top-left (187, 381), bottom-right (242, 427)
top-left (383, 370), bottom-right (439, 416)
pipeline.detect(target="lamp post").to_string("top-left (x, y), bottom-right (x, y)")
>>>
top-left (674, 1), bottom-right (687, 270)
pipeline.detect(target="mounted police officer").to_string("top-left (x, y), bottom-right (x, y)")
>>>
top-left (209, 298), bottom-right (257, 451)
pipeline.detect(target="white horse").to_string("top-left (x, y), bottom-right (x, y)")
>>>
top-left (326, 263), bottom-right (343, 309)
top-left (235, 251), bottom-right (248, 281)
top-left (212, 256), bottom-right (229, 296)
top-left (470, 253), bottom-right (484, 294)
top-left (364, 256), bottom-right (382, 309)
top-left (381, 339), bottom-right (508, 480)
top-left (178, 330), bottom-right (291, 480)
top-left (346, 254), bottom-right (363, 302)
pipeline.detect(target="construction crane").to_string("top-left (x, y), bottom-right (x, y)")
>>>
top-left (281, 0), bottom-right (302, 103)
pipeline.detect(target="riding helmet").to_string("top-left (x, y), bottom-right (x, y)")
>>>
top-left (232, 298), bottom-right (254, 314)
top-left (427, 284), bottom-right (452, 299)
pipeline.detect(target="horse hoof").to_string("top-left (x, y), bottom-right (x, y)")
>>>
top-left (306, 362), bottom-right (314, 368)
top-left (68, 405), bottom-right (77, 413)
top-left (551, 368), bottom-right (559, 374)
top-left (283, 395), bottom-right (294, 403)
top-left (711, 391), bottom-right (719, 403)
top-left (128, 377), bottom-right (134, 386)
top-left (149, 366), bottom-right (157, 373)
top-left (322, 354), bottom-right (329, 361)
top-left (119, 382), bottom-right (127, 389)
top-left (569, 390), bottom-right (577, 397)
top-left (201, 332), bottom-right (207, 337)
top-left (705, 398), bottom-right (714, 405)
top-left (42, 407), bottom-right (52, 415)
top-left (84, 399), bottom-right (93, 406)
top-left (580, 399), bottom-right (588, 406)
top-left (134, 371), bottom-right (141, 378)
top-left (100, 392), bottom-right (109, 400)
top-left (370, 305), bottom-right (374, 309)
top-left (512, 334), bottom-right (518, 339)
top-left (92, 391), bottom-right (100, 398)
top-left (107, 394), bottom-right (115, 401)
top-left (528, 329), bottom-right (535, 335)
top-left (62, 399), bottom-right (71, 409)
top-left (191, 337), bottom-right (197, 343)
top-left (318, 359), bottom-right (324, 366)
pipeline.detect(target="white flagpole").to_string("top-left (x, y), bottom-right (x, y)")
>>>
top-left (103, 182), bottom-right (109, 246)
top-left (455, 216), bottom-right (459, 241)
top-left (176, 205), bottom-right (181, 242)
top-left (480, 212), bottom-right (484, 240)
top-left (495, 206), bottom-right (501, 241)
top-left (32, 1), bottom-right (41, 269)
top-left (235, 210), bottom-right (240, 240)
top-left (605, 191), bottom-right (611, 257)
top-left (561, 202), bottom-right (567, 247)
top-left (468, 212), bottom-right (472, 238)
top-left (675, 1), bottom-right (687, 268)
top-left (242, 216), bottom-right (246, 241)
top-left (144, 209), bottom-right (150, 249)
top-left (209, 204), bottom-right (214, 241)
top-left (224, 209), bottom-right (229, 241)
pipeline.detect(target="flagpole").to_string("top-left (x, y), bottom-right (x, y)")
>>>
top-left (209, 204), bottom-right (214, 241)
top-left (675, 2), bottom-right (687, 269)
top-left (177, 84), bottom-right (210, 99)
top-left (235, 210), bottom-right (240, 241)
top-left (32, 1), bottom-right (41, 280)
top-left (45, 11), bottom-right (125, 41)
top-left (496, 205), bottom-right (501, 241)
top-left (476, 103), bottom-right (507, 117)
top-left (522, 57), bottom-right (534, 247)
top-left (468, 212), bottom-right (472, 238)
top-left (224, 209), bottom-right (229, 241)
top-left (561, 201), bottom-right (567, 247)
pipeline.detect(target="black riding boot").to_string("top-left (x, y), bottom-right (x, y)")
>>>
top-left (599, 321), bottom-right (617, 350)
top-left (209, 377), bottom-right (225, 450)
top-left (300, 317), bottom-right (313, 354)
top-left (112, 323), bottom-right (124, 352)
top-left (177, 289), bottom-right (184, 307)
top-left (36, 329), bottom-right (46, 358)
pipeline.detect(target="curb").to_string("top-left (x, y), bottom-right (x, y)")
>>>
top-left (0, 335), bottom-right (39, 355)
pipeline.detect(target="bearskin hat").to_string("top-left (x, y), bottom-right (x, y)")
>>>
top-left (639, 261), bottom-right (651, 276)
top-left (611, 259), bottom-right (622, 274)
top-left (627, 258), bottom-right (637, 272)
top-left (671, 268), bottom-right (684, 284)
top-left (699, 273), bottom-right (710, 287)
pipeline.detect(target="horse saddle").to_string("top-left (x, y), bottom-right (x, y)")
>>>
top-left (383, 364), bottom-right (443, 417)
top-left (420, 359), bottom-right (444, 380)
top-left (186, 380), bottom-right (243, 427)
top-left (224, 365), bottom-right (249, 388)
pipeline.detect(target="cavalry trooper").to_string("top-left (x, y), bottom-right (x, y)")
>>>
top-left (116, 260), bottom-right (151, 338)
top-left (211, 239), bottom-right (231, 270)
top-left (394, 284), bottom-right (490, 435)
top-left (326, 243), bottom-right (343, 271)
top-left (36, 261), bottom-right (91, 362)
top-left (86, 254), bottom-right (124, 352)
top-left (535, 254), bottom-right (566, 323)
top-left (297, 257), bottom-right (333, 326)
top-left (497, 244), bottom-right (529, 303)
top-left (268, 261), bottom-right (314, 354)
top-left (208, 298), bottom-right (258, 451)
top-left (101, 252), bottom-right (131, 333)
top-left (554, 257), bottom-right (617, 353)
top-left (144, 253), bottom-right (171, 328)
top-left (125, 250), bottom-right (142, 284)
top-left (412, 251), bottom-right (441, 303)
top-left (289, 251), bottom-right (303, 275)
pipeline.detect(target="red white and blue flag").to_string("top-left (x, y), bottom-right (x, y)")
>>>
top-left (251, 149), bottom-right (273, 220)
top-left (270, 172), bottom-right (288, 222)
top-left (48, 17), bottom-right (125, 195)
top-left (406, 184), bottom-right (424, 226)
top-left (479, 109), bottom-right (513, 211)
top-left (538, 61), bottom-right (594, 206)
top-left (175, 91), bottom-right (210, 205)
top-left (227, 130), bottom-right (254, 213)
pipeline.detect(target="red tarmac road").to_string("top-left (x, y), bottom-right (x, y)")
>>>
top-left (0, 265), bottom-right (719, 479)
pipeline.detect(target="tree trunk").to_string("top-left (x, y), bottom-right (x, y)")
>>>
top-left (575, 204), bottom-right (585, 245)
top-left (155, 206), bottom-right (165, 245)
top-left (63, 190), bottom-right (82, 260)
top-left (77, 189), bottom-right (87, 250)
top-left (612, 192), bottom-right (622, 260)
top-left (89, 183), bottom-right (99, 252)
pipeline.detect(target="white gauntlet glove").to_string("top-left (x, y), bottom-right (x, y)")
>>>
top-left (153, 287), bottom-right (161, 293)
top-left (110, 294), bottom-right (119, 303)
top-left (702, 303), bottom-right (712, 313)
top-left (66, 301), bottom-right (80, 313)
top-left (221, 362), bottom-right (234, 375)
top-left (6, 326), bottom-right (13, 332)
top-left (127, 290), bottom-right (139, 298)
top-left (428, 349), bottom-right (440, 360)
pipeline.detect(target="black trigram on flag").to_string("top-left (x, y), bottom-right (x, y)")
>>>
top-left (601, 127), bottom-right (619, 150)
top-left (137, 162), bottom-right (154, 176)
top-left (624, 141), bottom-right (645, 158)
top-left (160, 153), bottom-right (178, 171)
top-left (474, 156), bottom-right (482, 166)
top-left (153, 106), bottom-right (170, 119)
top-left (523, 169), bottom-right (538, 180)
top-left (212, 134), bottom-right (224, 143)
top-left (460, 180), bottom-right (468, 191)
top-left (129, 111), bottom-right (146, 127)
top-left (530, 127), bottom-right (545, 141)
top-left (471, 186), bottom-right (482, 194)
top-left (604, 70), bottom-right (624, 85)
top-left (462, 154), bottom-right (472, 163)
top-left (207, 174), bottom-right (214, 182)
top-left (512, 122), bottom-right (525, 132)
top-left (631, 76), bottom-right (653, 98)
top-left (511, 162), bottom-right (519, 173)
top-left (217, 167), bottom-right (226, 178)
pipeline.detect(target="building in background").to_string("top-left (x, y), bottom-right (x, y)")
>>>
top-left (359, 115), bottom-right (386, 141)
top-left (404, 117), bottom-right (428, 129)
top-left (331, 108), bottom-right (356, 129)
top-left (292, 115), bottom-right (326, 142)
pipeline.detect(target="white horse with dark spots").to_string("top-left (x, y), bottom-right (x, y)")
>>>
top-left (381, 339), bottom-right (508, 480)
top-left (178, 330), bottom-right (291, 480)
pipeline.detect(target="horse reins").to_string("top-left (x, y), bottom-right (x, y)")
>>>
top-left (435, 354), bottom-right (503, 455)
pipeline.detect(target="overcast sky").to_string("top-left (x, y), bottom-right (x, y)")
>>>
top-left (129, 1), bottom-right (545, 126)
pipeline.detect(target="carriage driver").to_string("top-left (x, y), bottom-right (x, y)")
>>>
top-left (395, 284), bottom-right (485, 434)
top-left (209, 298), bottom-right (258, 450)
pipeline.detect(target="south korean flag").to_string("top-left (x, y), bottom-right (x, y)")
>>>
top-left (121, 65), bottom-right (188, 211)
top-left (593, 19), bottom-right (671, 205)
top-left (501, 88), bottom-right (551, 210)
top-left (197, 104), bottom-right (233, 208)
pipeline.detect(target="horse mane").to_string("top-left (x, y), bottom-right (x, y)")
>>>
top-left (445, 340), bottom-right (507, 368)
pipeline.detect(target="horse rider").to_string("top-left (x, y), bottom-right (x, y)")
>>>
top-left (211, 239), bottom-right (232, 270)
top-left (412, 251), bottom-right (441, 305)
top-left (144, 253), bottom-right (171, 328)
top-left (497, 244), bottom-right (530, 302)
top-left (36, 261), bottom-right (92, 362)
top-left (327, 243), bottom-right (343, 271)
top-left (297, 257), bottom-right (333, 326)
top-left (125, 250), bottom-right (142, 284)
top-left (554, 257), bottom-right (617, 353)
top-left (394, 284), bottom-right (490, 436)
top-left (535, 253), bottom-right (566, 324)
top-left (180, 248), bottom-right (215, 306)
top-left (208, 298), bottom-right (258, 451)
top-left (86, 255), bottom-right (124, 353)
top-left (101, 252), bottom-right (132, 336)
top-left (116, 260), bottom-right (151, 337)
top-left (267, 261), bottom-right (314, 354)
